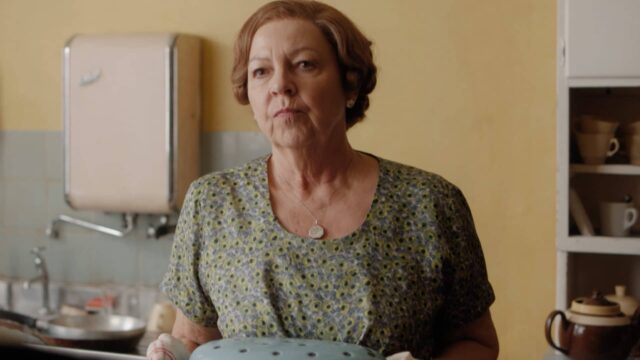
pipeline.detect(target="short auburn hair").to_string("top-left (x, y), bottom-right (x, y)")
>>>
top-left (231, 0), bottom-right (377, 128)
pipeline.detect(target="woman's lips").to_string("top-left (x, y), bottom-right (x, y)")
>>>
top-left (274, 108), bottom-right (301, 117)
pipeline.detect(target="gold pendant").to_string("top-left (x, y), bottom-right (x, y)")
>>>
top-left (308, 224), bottom-right (325, 239)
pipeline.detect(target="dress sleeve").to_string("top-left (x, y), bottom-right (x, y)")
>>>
top-left (160, 181), bottom-right (218, 327)
top-left (437, 184), bottom-right (495, 333)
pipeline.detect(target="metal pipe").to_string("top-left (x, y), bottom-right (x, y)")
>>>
top-left (46, 213), bottom-right (136, 238)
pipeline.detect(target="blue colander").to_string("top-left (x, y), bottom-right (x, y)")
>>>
top-left (190, 337), bottom-right (386, 360)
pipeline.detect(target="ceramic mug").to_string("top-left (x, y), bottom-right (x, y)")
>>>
top-left (621, 121), bottom-right (640, 135)
top-left (626, 134), bottom-right (640, 165)
top-left (599, 202), bottom-right (638, 237)
top-left (575, 132), bottom-right (619, 164)
top-left (579, 115), bottom-right (619, 134)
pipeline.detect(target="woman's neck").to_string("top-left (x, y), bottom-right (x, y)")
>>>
top-left (269, 140), bottom-right (357, 193)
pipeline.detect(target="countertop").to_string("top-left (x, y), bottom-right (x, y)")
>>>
top-left (543, 349), bottom-right (638, 360)
top-left (542, 349), bottom-right (568, 360)
top-left (23, 330), bottom-right (158, 359)
top-left (27, 344), bottom-right (145, 359)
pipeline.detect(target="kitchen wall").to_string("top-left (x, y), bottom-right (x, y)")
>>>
top-left (0, 1), bottom-right (556, 359)
top-left (0, 131), bottom-right (270, 284)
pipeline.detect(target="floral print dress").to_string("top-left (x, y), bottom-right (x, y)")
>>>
top-left (161, 154), bottom-right (494, 358)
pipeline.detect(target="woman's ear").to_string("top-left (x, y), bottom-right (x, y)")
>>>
top-left (346, 98), bottom-right (356, 109)
top-left (345, 70), bottom-right (360, 99)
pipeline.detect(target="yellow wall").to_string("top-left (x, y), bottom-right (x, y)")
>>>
top-left (0, 0), bottom-right (556, 358)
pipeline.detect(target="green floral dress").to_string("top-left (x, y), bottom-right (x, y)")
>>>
top-left (161, 154), bottom-right (494, 359)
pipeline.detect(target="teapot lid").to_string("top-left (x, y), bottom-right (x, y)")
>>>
top-left (568, 291), bottom-right (630, 326)
top-left (571, 291), bottom-right (621, 316)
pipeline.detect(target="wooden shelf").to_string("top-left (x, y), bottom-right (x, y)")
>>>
top-left (559, 235), bottom-right (640, 255)
top-left (568, 77), bottom-right (640, 88)
top-left (570, 164), bottom-right (640, 175)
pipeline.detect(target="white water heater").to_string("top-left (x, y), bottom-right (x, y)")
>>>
top-left (63, 33), bottom-right (201, 214)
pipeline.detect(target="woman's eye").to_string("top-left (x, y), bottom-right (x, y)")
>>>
top-left (252, 68), bottom-right (266, 78)
top-left (297, 61), bottom-right (316, 71)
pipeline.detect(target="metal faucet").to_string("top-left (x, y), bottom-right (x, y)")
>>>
top-left (23, 246), bottom-right (52, 316)
top-left (146, 215), bottom-right (177, 239)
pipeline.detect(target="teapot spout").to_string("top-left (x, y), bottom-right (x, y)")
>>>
top-left (629, 306), bottom-right (640, 359)
top-left (632, 304), bottom-right (640, 322)
top-left (632, 305), bottom-right (640, 339)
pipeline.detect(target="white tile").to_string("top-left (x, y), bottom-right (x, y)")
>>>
top-left (45, 180), bottom-right (97, 237)
top-left (45, 132), bottom-right (63, 181)
top-left (45, 231), bottom-right (98, 284)
top-left (0, 227), bottom-right (45, 278)
top-left (0, 181), bottom-right (4, 227)
top-left (4, 179), bottom-right (47, 229)
top-left (91, 231), bottom-right (139, 285)
top-left (0, 133), bottom-right (5, 178)
top-left (137, 234), bottom-right (173, 286)
top-left (1, 132), bottom-right (45, 180)
top-left (201, 132), bottom-right (271, 173)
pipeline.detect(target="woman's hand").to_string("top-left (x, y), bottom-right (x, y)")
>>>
top-left (171, 309), bottom-right (223, 352)
top-left (386, 351), bottom-right (419, 360)
top-left (433, 310), bottom-right (499, 360)
top-left (146, 333), bottom-right (191, 360)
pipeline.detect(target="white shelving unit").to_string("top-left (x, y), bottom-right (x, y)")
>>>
top-left (556, 0), bottom-right (640, 312)
top-left (570, 164), bottom-right (640, 176)
top-left (559, 236), bottom-right (640, 256)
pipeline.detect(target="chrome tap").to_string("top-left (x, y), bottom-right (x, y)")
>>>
top-left (147, 215), bottom-right (177, 239)
top-left (23, 246), bottom-right (52, 315)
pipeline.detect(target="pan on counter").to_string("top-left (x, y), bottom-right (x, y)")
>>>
top-left (0, 309), bottom-right (146, 352)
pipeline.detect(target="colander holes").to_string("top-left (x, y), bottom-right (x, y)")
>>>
top-left (239, 349), bottom-right (248, 353)
top-left (298, 343), bottom-right (307, 346)
top-left (213, 346), bottom-right (221, 349)
top-left (307, 352), bottom-right (317, 357)
top-left (343, 352), bottom-right (352, 357)
top-left (272, 351), bottom-right (281, 356)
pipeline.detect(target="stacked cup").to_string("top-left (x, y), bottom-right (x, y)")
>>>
top-left (621, 121), bottom-right (640, 165)
top-left (599, 201), bottom-right (638, 237)
top-left (574, 115), bottom-right (620, 164)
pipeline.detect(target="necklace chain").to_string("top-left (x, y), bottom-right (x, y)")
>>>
top-left (274, 153), bottom-right (356, 239)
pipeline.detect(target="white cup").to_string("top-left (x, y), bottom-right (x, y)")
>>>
top-left (599, 202), bottom-right (638, 237)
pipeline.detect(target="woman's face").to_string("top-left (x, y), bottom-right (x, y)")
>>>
top-left (247, 18), bottom-right (349, 150)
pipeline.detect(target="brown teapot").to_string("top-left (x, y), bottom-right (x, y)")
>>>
top-left (545, 291), bottom-right (640, 360)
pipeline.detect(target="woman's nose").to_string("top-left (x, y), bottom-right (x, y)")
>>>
top-left (270, 69), bottom-right (296, 96)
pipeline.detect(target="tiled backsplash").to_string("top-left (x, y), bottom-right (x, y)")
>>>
top-left (0, 131), bottom-right (271, 287)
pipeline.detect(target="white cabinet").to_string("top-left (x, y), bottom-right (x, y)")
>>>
top-left (565, 0), bottom-right (640, 79)
top-left (557, 0), bottom-right (640, 312)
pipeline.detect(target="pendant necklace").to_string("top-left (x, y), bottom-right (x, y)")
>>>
top-left (275, 154), bottom-right (355, 239)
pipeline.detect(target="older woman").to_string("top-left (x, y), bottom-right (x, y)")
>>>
top-left (149, 1), bottom-right (498, 359)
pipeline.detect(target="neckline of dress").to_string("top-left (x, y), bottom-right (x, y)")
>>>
top-left (260, 152), bottom-right (384, 243)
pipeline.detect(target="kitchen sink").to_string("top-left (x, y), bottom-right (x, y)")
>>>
top-left (0, 277), bottom-right (163, 358)
top-left (0, 277), bottom-right (162, 320)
